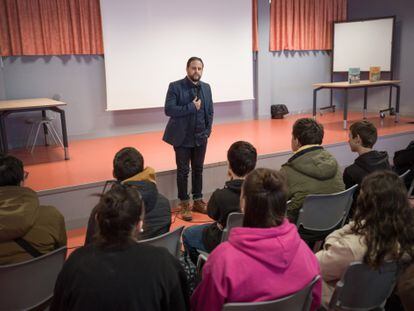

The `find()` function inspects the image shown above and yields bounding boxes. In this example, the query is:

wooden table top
[313,80,401,88]
[0,98,66,111]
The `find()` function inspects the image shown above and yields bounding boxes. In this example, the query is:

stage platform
[10,111,414,230]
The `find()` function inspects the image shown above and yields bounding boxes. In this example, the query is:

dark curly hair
[95,183,144,247]
[352,170,414,267]
[242,168,288,228]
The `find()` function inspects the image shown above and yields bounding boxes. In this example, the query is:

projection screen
[100,0,254,111]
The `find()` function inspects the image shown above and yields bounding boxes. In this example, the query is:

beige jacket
[316,223,367,306]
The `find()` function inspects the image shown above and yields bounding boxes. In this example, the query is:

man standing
[163,57,214,221]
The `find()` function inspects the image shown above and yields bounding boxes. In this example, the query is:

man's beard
[189,74,201,82]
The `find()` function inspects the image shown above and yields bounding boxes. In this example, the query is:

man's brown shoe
[193,199,207,214]
[179,201,193,221]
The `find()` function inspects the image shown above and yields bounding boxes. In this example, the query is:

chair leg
[45,122,59,146]
[26,123,35,149]
[30,122,43,154]
[47,122,64,148]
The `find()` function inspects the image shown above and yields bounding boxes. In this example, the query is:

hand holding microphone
[193,85,202,110]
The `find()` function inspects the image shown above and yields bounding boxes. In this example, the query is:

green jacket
[280,146,345,223]
[0,186,67,265]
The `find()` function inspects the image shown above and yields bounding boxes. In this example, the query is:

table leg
[343,89,348,130]
[0,113,8,154]
[363,88,368,119]
[313,88,318,120]
[395,85,400,123]
[41,110,49,146]
[54,108,70,160]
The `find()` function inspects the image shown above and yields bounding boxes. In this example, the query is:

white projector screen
[333,17,394,72]
[100,0,254,111]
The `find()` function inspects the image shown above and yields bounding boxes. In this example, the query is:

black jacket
[85,171,171,245]
[343,150,391,189]
[202,179,243,252]
[51,243,189,311]
[163,77,214,147]
[393,141,414,193]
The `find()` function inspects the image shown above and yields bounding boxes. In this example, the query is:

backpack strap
[14,237,42,258]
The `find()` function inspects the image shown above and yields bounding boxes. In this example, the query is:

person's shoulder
[170,78,187,87]
[37,204,65,223]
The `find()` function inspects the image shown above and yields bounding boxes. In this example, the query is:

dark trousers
[174,143,207,201]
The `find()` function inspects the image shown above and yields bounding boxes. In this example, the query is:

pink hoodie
[191,219,321,311]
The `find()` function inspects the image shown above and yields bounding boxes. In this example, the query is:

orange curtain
[269,0,347,51]
[0,0,104,56]
[252,0,259,51]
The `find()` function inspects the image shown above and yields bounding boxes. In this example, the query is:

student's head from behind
[0,154,25,187]
[349,120,377,152]
[227,141,257,179]
[291,118,324,151]
[241,168,287,228]
[95,183,144,247]
[186,56,204,83]
[353,170,414,267]
[113,147,144,181]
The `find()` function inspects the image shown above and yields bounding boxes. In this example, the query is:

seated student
[0,154,66,265]
[280,118,344,223]
[393,140,414,195]
[51,184,189,311]
[182,141,257,264]
[316,171,414,308]
[343,120,390,189]
[191,168,321,311]
[85,147,171,244]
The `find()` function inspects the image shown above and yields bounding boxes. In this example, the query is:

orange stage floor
[12,111,414,192]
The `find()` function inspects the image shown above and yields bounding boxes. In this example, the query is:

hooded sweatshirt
[202,179,243,252]
[343,150,390,189]
[0,186,67,265]
[191,220,321,311]
[85,167,171,245]
[280,146,345,222]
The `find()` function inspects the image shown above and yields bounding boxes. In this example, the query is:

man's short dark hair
[187,57,204,68]
[350,120,377,148]
[227,141,257,177]
[0,154,24,186]
[292,118,324,146]
[113,147,144,181]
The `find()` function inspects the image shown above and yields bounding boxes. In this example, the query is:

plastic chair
[26,115,64,153]
[296,185,358,249]
[138,226,184,258]
[222,275,320,311]
[328,261,398,310]
[0,246,67,311]
[399,169,411,182]
[221,212,244,243]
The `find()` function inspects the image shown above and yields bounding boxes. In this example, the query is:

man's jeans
[182,223,210,264]
[174,143,207,201]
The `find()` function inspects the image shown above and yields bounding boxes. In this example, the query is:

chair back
[297,185,358,232]
[222,275,320,311]
[0,246,67,311]
[139,226,184,258]
[329,261,398,310]
[221,212,244,243]
[399,169,411,182]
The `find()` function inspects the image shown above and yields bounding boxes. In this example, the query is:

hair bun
[262,172,281,192]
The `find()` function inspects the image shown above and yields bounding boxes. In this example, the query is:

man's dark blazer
[163,77,214,147]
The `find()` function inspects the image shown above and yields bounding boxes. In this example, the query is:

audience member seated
[343,120,390,189]
[316,170,414,308]
[191,168,321,311]
[393,140,414,195]
[182,141,257,264]
[85,147,171,244]
[280,118,344,223]
[0,154,66,265]
[51,184,189,311]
